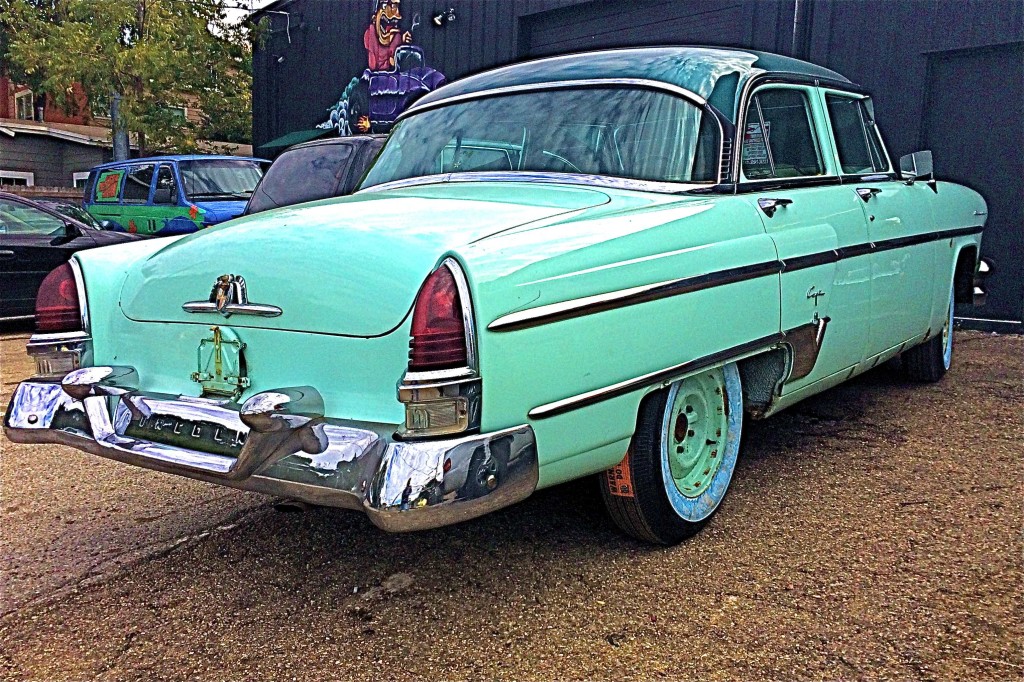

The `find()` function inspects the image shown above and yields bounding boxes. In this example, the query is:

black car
[244,135,386,215]
[0,192,141,321]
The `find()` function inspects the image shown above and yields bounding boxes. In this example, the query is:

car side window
[122,164,155,203]
[93,169,124,203]
[154,165,178,204]
[825,95,888,175]
[742,88,824,180]
[0,198,66,235]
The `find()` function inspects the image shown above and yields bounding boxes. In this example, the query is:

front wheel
[903,283,954,382]
[601,363,743,544]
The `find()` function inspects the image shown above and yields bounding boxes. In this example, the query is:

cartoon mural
[319,0,446,136]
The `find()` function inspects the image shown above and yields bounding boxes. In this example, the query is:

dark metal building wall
[251,0,1023,325]
[252,0,586,149]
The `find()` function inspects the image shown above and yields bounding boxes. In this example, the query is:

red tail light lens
[35,263,82,332]
[409,265,467,371]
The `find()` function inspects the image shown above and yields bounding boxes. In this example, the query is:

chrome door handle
[856,187,882,202]
[757,197,793,218]
[0,250,15,260]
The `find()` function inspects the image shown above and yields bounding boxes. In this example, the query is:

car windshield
[360,87,720,189]
[39,201,100,229]
[179,160,265,201]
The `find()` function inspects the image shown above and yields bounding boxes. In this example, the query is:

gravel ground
[0,329,1020,681]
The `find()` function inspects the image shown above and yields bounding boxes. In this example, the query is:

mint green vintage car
[5,48,990,544]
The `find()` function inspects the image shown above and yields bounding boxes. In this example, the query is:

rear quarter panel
[458,192,781,487]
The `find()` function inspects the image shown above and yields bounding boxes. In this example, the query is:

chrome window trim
[821,91,894,177]
[738,83,828,184]
[67,257,89,333]
[387,78,725,187]
[360,171,707,196]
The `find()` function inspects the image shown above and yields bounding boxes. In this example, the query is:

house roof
[0,117,124,147]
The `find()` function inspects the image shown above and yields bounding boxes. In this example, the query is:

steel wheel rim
[942,284,954,370]
[663,371,727,498]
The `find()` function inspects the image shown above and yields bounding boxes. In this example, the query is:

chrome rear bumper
[4,367,537,532]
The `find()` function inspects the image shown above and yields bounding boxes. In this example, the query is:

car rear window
[247,144,355,214]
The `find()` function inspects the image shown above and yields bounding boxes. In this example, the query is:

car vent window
[826,95,889,175]
[122,164,155,203]
[742,88,824,180]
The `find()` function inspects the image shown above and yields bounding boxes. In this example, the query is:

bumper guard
[4,367,538,532]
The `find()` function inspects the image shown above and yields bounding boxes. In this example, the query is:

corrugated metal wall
[252,0,1023,327]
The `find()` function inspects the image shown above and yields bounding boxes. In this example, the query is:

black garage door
[923,42,1024,329]
[519,0,771,58]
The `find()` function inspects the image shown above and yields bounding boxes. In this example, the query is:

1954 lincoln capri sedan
[5,48,991,544]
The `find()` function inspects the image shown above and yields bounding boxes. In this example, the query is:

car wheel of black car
[600,363,743,544]
[903,283,954,383]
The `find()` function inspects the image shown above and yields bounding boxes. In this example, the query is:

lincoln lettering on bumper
[4,367,538,532]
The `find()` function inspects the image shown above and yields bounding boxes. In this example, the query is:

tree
[1,0,254,156]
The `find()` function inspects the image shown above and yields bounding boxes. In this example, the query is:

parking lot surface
[1,329,1020,681]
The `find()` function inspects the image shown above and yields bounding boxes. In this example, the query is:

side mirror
[153,187,173,204]
[99,220,117,231]
[900,150,933,184]
[63,222,83,238]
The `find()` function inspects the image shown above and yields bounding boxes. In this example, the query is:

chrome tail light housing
[398,258,481,438]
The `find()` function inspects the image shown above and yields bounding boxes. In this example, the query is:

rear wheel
[600,363,743,544]
[904,283,954,382]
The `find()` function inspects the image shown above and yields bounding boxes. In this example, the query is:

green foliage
[1,0,253,151]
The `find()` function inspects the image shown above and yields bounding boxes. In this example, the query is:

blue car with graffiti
[83,156,269,236]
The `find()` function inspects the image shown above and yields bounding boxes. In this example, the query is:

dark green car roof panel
[412,47,852,122]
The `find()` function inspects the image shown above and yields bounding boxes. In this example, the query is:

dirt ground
[0,329,1020,681]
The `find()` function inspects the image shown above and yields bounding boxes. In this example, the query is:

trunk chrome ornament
[182,274,282,318]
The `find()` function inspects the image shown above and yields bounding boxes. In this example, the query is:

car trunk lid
[119,183,608,336]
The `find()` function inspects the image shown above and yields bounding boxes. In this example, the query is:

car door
[739,85,872,391]
[119,163,158,234]
[821,92,936,357]
[0,197,85,317]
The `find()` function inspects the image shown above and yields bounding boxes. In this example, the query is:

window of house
[0,170,35,187]
[72,172,91,188]
[14,90,34,120]
[122,164,155,203]
[826,95,889,175]
[742,88,824,180]
[167,106,187,121]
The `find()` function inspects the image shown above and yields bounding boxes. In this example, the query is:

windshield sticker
[743,122,771,166]
[317,0,446,136]
[95,170,124,202]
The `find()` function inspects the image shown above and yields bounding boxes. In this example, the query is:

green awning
[257,127,333,152]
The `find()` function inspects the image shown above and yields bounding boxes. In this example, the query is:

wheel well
[738,348,788,419]
[953,246,977,305]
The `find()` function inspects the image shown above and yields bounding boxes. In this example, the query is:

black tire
[600,364,743,544]
[904,284,954,383]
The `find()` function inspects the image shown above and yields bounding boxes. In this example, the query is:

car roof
[280,135,387,153]
[411,46,853,122]
[90,154,269,171]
